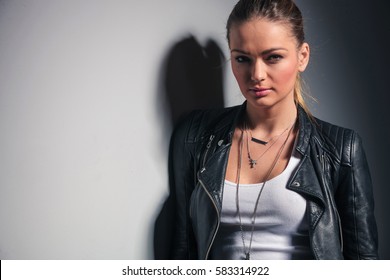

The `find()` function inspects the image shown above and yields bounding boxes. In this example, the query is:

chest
[225,128,298,185]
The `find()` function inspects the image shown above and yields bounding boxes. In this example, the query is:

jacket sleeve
[168,113,198,259]
[336,131,379,259]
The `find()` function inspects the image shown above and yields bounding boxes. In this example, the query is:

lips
[249,87,272,97]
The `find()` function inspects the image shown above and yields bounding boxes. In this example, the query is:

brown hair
[227,0,313,118]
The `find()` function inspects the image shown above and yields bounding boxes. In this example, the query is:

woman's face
[229,19,309,110]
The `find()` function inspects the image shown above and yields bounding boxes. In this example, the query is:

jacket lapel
[287,154,326,228]
[196,105,244,211]
[198,141,231,211]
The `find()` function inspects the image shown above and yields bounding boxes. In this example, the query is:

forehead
[229,19,296,50]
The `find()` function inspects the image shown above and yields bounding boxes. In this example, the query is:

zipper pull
[321,154,325,170]
[206,135,215,148]
[201,135,215,170]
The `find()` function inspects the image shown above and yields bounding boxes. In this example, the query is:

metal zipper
[334,205,344,253]
[198,178,220,260]
[198,134,220,259]
[320,154,344,253]
[201,135,215,169]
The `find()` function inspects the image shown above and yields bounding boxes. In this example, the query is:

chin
[246,95,293,111]
[246,101,274,112]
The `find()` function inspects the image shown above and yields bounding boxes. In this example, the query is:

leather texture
[169,103,379,260]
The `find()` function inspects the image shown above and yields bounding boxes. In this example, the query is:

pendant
[251,137,268,145]
[249,158,257,168]
[245,253,250,260]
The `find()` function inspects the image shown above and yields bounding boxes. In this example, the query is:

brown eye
[235,56,251,63]
[266,54,283,63]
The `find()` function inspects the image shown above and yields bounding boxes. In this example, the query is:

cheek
[272,61,298,85]
[231,64,241,84]
[231,63,248,84]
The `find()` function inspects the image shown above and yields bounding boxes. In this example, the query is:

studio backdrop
[0,0,388,259]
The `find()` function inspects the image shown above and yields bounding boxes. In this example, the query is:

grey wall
[0,0,388,259]
[0,0,238,259]
[297,0,390,259]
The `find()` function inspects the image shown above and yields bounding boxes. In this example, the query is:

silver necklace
[246,129,286,169]
[235,121,295,260]
[246,121,296,169]
[250,125,291,145]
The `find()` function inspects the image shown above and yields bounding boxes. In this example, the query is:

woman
[169,0,378,260]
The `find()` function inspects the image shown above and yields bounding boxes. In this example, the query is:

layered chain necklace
[235,120,296,260]
[250,125,291,146]
[246,129,286,169]
[246,121,295,169]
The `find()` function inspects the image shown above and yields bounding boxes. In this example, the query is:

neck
[245,100,298,135]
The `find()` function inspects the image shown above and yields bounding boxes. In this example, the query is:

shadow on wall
[153,36,225,259]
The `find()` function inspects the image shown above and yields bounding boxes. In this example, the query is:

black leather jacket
[169,103,378,259]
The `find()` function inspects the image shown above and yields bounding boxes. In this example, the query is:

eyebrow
[231,48,288,55]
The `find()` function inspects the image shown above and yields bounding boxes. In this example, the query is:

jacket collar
[296,105,313,155]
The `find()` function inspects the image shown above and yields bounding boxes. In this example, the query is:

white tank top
[210,150,314,260]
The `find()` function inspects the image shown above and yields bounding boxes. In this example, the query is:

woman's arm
[169,114,198,259]
[336,131,379,259]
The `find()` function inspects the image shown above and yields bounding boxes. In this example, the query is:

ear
[298,43,310,72]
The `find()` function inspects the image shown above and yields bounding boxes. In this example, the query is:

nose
[251,60,266,82]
